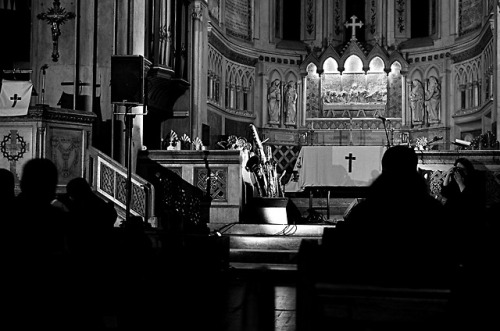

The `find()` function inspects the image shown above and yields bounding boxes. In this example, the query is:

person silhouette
[0,168,15,216]
[63,177,119,327]
[3,158,78,330]
[326,145,455,288]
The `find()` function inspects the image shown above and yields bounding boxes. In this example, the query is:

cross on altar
[10,94,21,107]
[345,153,357,173]
[345,15,363,41]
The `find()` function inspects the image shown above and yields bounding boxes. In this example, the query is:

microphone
[377,116,387,122]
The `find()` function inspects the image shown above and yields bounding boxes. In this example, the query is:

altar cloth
[286,146,385,192]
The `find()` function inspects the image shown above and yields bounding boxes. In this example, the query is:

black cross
[10,94,21,107]
[345,153,356,173]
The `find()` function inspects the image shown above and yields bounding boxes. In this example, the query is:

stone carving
[267,79,281,124]
[409,79,425,123]
[323,83,386,105]
[284,81,298,125]
[425,76,441,122]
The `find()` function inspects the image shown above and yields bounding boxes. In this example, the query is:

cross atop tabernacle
[345,15,363,41]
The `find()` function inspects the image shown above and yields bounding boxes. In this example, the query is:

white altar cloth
[286,146,385,192]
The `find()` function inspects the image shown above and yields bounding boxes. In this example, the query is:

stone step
[227,235,311,250]
[229,262,298,282]
[207,223,331,272]
[209,223,334,237]
[230,248,300,264]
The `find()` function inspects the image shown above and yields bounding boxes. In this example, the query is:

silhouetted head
[381,145,418,175]
[20,158,58,203]
[0,168,15,199]
[66,177,92,200]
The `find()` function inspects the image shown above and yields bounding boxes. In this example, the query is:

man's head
[381,145,418,175]
[20,158,58,203]
[66,177,93,200]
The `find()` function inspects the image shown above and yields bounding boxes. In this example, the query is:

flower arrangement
[414,136,429,150]
[180,133,191,149]
[217,135,252,151]
[192,137,203,150]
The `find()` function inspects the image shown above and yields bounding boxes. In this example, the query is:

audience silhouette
[64,176,117,256]
[441,158,496,328]
[3,158,79,330]
[326,145,455,288]
[0,168,15,217]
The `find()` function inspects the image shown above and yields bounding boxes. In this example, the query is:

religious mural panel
[458,0,483,36]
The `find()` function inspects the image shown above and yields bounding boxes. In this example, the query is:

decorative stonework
[194,167,227,201]
[396,0,406,33]
[369,0,377,35]
[334,0,342,35]
[451,28,493,63]
[192,1,203,21]
[208,32,258,66]
[305,0,315,37]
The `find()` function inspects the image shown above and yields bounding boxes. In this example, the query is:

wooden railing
[88,146,156,226]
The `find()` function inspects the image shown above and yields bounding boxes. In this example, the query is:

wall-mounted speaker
[111,55,151,106]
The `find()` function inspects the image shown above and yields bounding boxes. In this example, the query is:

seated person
[323,146,455,288]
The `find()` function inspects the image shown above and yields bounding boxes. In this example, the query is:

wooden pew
[296,239,453,331]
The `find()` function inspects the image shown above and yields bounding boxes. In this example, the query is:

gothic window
[275,0,301,41]
[410,0,438,38]
[225,82,229,108]
[207,71,212,99]
[215,78,220,103]
[460,83,466,110]
[243,88,248,111]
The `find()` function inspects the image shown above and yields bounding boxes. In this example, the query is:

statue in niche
[425,76,441,122]
[267,79,281,124]
[284,81,298,125]
[409,79,425,123]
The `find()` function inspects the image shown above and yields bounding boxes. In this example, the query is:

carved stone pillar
[190,0,208,143]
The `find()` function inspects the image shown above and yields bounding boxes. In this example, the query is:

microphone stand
[38,65,48,106]
[379,117,391,148]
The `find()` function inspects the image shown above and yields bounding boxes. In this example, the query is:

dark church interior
[1,1,500,330]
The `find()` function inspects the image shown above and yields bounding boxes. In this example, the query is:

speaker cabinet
[111,55,151,106]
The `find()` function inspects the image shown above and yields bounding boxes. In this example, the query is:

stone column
[190,0,208,141]
[496,3,500,140]
[400,71,407,126]
[301,74,307,128]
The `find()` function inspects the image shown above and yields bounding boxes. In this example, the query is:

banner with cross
[291,146,385,190]
[0,79,33,116]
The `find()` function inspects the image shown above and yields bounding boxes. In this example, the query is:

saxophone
[248,124,270,197]
[249,124,267,164]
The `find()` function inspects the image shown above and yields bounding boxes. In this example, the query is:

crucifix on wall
[345,15,363,41]
[37,0,76,62]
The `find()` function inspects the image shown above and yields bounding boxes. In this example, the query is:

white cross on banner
[292,146,385,190]
[0,80,33,117]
